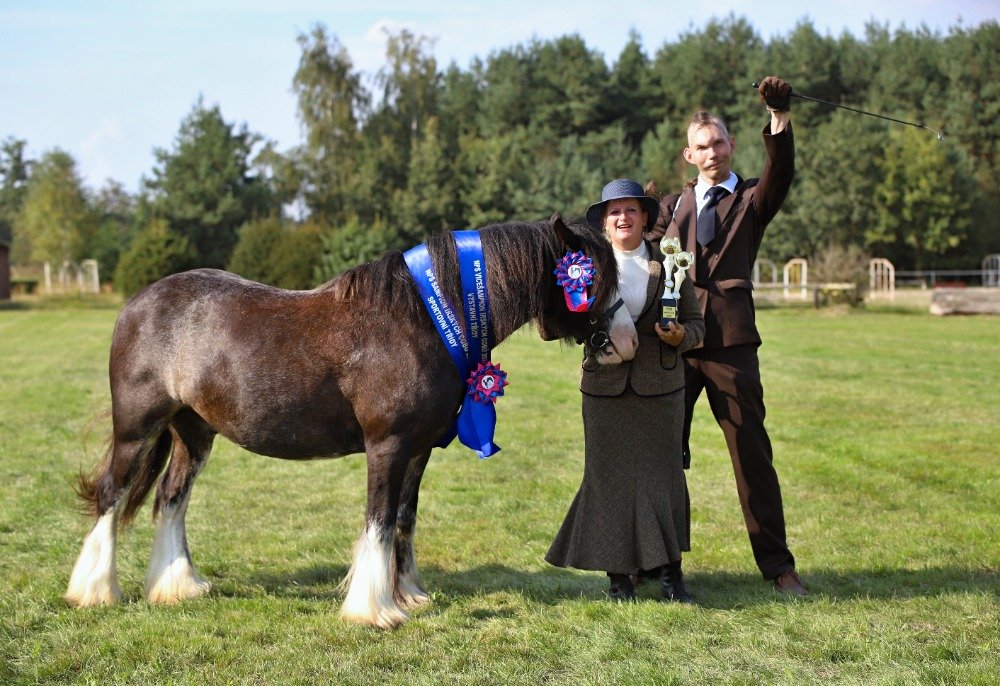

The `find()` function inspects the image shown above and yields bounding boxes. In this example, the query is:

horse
[66,213,637,629]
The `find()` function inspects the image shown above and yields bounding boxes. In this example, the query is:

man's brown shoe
[773,570,807,596]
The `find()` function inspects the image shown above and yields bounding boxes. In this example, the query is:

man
[646,75,806,595]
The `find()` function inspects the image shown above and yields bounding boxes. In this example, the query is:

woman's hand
[655,321,685,347]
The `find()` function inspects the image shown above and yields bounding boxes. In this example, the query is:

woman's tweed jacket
[546,240,705,574]
[580,241,705,395]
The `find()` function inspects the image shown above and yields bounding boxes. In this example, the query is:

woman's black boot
[660,560,694,603]
[607,573,637,602]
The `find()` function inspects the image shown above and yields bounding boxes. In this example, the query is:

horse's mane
[323,217,616,341]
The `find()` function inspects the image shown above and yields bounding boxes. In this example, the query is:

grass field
[1,297,997,685]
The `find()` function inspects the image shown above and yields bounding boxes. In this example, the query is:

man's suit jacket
[647,122,795,350]
[580,240,705,397]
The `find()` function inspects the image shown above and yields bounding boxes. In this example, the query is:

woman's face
[603,198,646,251]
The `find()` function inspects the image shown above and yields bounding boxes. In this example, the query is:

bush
[114,219,195,297]
[315,214,406,281]
[809,242,870,307]
[227,217,324,290]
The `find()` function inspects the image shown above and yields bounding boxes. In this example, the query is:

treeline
[1,16,997,294]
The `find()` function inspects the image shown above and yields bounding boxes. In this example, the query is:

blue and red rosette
[467,361,509,404]
[554,251,596,312]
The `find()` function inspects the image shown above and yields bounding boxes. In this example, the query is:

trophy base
[660,297,678,328]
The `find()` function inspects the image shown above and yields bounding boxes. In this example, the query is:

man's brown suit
[646,121,796,579]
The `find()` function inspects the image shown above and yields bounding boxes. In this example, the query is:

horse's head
[538,213,637,363]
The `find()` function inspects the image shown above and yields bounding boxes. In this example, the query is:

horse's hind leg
[146,409,215,604]
[394,449,433,610]
[340,439,410,629]
[66,429,173,607]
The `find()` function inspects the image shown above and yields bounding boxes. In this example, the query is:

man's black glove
[758,76,791,112]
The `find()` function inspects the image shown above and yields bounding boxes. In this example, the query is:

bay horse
[66,214,637,628]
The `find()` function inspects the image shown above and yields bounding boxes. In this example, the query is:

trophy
[659,237,694,328]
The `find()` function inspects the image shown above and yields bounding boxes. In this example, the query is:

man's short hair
[687,111,730,143]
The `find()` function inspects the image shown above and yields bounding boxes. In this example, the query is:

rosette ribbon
[554,251,596,312]
[404,230,505,459]
[456,361,509,458]
[467,362,509,404]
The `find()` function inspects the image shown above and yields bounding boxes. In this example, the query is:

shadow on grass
[241,562,997,608]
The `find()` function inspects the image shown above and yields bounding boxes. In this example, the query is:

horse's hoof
[146,574,212,604]
[65,582,123,608]
[340,603,409,629]
[396,589,431,610]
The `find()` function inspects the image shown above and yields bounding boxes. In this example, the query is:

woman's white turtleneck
[614,242,650,322]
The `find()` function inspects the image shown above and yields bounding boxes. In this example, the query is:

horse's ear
[550,212,583,252]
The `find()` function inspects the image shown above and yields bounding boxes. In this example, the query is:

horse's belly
[201,402,366,460]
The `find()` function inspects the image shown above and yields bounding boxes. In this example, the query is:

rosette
[553,251,596,312]
[467,361,509,404]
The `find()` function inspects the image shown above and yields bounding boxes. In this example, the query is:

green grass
[1,300,997,685]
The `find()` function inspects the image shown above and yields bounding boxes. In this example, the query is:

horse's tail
[75,408,113,519]
[76,417,174,528]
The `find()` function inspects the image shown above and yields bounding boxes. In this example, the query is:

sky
[1,1,996,193]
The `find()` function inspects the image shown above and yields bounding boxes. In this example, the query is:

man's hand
[655,321,685,347]
[758,76,791,112]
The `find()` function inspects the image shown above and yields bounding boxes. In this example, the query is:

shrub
[114,219,195,297]
[227,217,324,290]
[315,214,406,281]
[809,242,870,307]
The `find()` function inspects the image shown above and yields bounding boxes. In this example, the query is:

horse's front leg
[340,438,410,629]
[395,449,433,610]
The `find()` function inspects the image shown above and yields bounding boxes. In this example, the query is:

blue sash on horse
[404,231,505,459]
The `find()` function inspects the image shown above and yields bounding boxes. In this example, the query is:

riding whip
[752,82,945,140]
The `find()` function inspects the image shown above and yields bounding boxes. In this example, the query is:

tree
[394,117,461,238]
[512,124,637,220]
[641,117,687,191]
[608,30,662,149]
[457,128,534,227]
[437,62,483,147]
[145,99,275,268]
[530,35,610,136]
[114,219,195,297]
[291,25,369,222]
[763,111,884,261]
[88,180,137,281]
[363,30,441,203]
[315,214,404,280]
[0,137,31,249]
[652,16,764,131]
[14,149,95,266]
[477,44,535,138]
[869,128,974,269]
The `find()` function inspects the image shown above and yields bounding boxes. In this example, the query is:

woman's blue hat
[586,178,660,231]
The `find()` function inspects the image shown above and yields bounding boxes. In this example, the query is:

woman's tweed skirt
[546,386,689,574]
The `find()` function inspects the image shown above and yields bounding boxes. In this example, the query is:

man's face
[683,124,735,184]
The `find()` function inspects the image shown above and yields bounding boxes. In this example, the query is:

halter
[585,296,626,352]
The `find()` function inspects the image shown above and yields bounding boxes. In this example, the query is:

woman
[546,178,705,602]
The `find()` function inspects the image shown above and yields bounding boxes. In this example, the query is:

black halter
[580,296,627,353]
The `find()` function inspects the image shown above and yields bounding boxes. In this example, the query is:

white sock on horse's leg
[66,510,122,607]
[340,523,407,629]
[145,493,211,603]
